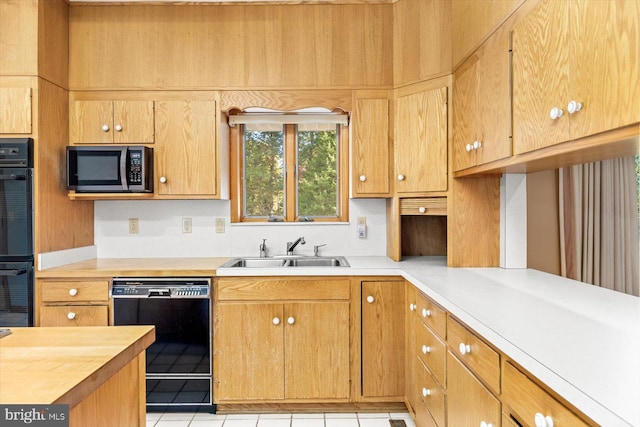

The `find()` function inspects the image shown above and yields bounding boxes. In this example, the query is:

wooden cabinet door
[214,302,284,401]
[569,0,640,140]
[284,301,350,399]
[361,280,405,397]
[447,351,501,427]
[395,87,448,194]
[405,285,420,416]
[352,95,391,197]
[0,87,31,134]
[113,100,154,144]
[512,0,570,154]
[452,57,479,172]
[155,100,217,196]
[70,100,114,143]
[476,24,512,166]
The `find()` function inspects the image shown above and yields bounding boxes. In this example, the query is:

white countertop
[217,256,640,427]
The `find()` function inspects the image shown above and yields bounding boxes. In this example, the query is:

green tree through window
[239,122,345,222]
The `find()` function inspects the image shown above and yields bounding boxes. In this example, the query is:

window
[230,115,348,223]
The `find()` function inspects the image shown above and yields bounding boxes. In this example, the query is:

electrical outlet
[128,218,139,234]
[182,218,192,233]
[215,218,225,233]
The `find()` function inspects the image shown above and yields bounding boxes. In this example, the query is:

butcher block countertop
[36,257,230,278]
[0,325,155,407]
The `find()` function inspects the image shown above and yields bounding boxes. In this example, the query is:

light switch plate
[128,218,139,234]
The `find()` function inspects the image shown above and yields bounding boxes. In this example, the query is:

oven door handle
[0,269,27,276]
[148,288,172,298]
[0,174,26,181]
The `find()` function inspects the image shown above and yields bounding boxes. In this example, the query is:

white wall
[94,198,387,258]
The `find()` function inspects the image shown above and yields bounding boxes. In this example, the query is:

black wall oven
[0,138,34,327]
[111,277,213,412]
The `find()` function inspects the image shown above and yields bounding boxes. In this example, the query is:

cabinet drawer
[448,317,500,393]
[41,280,110,302]
[416,320,446,387]
[415,401,438,427]
[217,277,351,301]
[503,362,590,427]
[416,359,445,427]
[447,351,500,427]
[40,305,109,327]
[415,292,446,339]
[400,198,447,216]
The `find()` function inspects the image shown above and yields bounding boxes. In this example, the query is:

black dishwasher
[111,277,214,412]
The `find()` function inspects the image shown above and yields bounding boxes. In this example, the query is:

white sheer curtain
[559,156,639,296]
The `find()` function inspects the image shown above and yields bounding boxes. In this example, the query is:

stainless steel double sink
[221,256,350,268]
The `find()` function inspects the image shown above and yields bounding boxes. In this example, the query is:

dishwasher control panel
[111,278,210,298]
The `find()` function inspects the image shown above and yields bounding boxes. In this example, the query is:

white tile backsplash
[94,199,387,258]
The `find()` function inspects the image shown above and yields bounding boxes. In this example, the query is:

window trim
[230,122,349,223]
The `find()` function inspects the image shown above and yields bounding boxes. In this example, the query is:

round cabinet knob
[366,295,375,304]
[473,140,482,150]
[397,174,405,181]
[101,124,110,132]
[68,288,78,297]
[272,317,280,325]
[465,143,473,152]
[409,303,416,311]
[480,422,494,427]
[422,387,431,397]
[359,175,367,182]
[418,207,426,214]
[459,343,471,355]
[422,308,431,318]
[549,107,564,120]
[287,316,295,325]
[115,124,123,132]
[67,312,77,320]
[159,176,167,183]
[421,345,431,354]
[534,413,554,427]
[567,100,583,114]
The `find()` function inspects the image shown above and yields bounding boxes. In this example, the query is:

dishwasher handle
[148,288,172,298]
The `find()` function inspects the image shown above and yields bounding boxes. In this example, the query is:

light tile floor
[146,412,416,427]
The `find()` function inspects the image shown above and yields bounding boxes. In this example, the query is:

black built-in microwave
[67,145,153,192]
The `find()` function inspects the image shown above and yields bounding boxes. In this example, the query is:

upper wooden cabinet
[70,100,154,144]
[155,100,217,197]
[512,0,640,154]
[395,86,448,195]
[0,86,32,134]
[453,24,512,172]
[351,92,391,197]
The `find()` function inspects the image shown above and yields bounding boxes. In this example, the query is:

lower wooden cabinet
[503,362,590,427]
[447,351,501,427]
[361,280,405,398]
[214,277,351,402]
[37,278,110,327]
